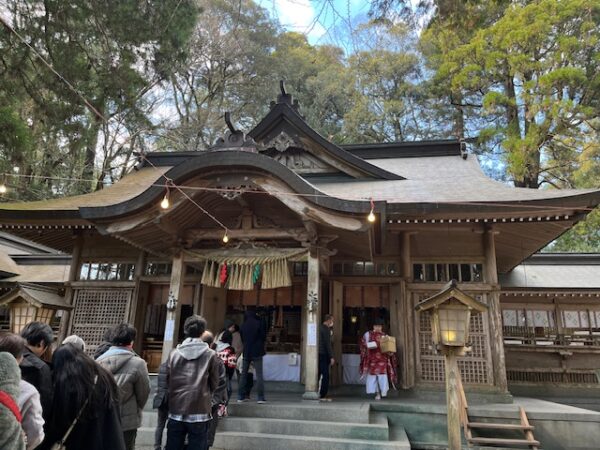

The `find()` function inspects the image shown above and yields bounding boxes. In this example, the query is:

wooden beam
[255,177,365,231]
[184,227,309,244]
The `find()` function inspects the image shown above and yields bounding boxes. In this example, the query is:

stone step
[141,411,159,428]
[226,401,371,423]
[137,427,162,447]
[213,429,411,450]
[218,416,390,441]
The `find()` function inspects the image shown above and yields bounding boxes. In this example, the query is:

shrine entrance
[138,282,197,372]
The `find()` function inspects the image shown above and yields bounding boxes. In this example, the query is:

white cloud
[261,0,327,42]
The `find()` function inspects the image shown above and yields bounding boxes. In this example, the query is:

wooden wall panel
[411,231,483,258]
[258,288,275,306]
[363,286,381,307]
[292,284,305,306]
[242,289,258,306]
[226,290,243,307]
[276,286,292,306]
[344,286,362,307]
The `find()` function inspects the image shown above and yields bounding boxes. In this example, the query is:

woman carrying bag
[39,344,125,450]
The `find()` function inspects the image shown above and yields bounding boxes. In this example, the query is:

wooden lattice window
[415,292,491,384]
[71,288,133,355]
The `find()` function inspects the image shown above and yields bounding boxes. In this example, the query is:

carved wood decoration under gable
[261,148,338,175]
[258,131,338,174]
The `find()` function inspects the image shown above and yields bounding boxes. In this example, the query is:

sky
[256,0,372,46]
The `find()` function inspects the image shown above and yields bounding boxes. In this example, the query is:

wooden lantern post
[415,280,488,450]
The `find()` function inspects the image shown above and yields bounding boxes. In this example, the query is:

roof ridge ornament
[213,112,257,152]
[270,80,303,116]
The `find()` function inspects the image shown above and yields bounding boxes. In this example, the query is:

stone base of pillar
[302,390,320,400]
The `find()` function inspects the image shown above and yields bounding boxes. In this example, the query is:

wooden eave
[248,102,404,181]
[342,139,463,159]
[415,280,488,313]
[81,151,375,221]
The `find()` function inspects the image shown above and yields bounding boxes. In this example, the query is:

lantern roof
[0,283,72,310]
[415,279,488,313]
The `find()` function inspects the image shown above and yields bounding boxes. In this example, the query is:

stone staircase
[137,400,410,449]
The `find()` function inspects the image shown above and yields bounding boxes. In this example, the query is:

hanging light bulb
[222,231,229,243]
[160,187,170,209]
[0,184,6,194]
[160,194,170,209]
[367,198,376,223]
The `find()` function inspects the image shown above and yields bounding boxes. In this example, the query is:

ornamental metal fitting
[307,290,318,313]
[213,112,257,152]
[166,292,177,312]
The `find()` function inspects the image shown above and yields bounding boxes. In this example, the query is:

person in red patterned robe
[359,318,398,400]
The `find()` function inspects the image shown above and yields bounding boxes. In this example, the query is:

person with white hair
[62,335,86,352]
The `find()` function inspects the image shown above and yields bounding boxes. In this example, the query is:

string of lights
[0,5,596,245]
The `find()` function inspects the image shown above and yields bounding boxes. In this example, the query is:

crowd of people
[0,309,396,450]
[0,307,270,450]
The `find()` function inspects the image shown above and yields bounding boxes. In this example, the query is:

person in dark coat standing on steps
[201,330,227,450]
[318,314,335,401]
[237,308,267,403]
[19,321,54,420]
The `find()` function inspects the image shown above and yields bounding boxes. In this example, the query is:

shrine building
[2,85,600,399]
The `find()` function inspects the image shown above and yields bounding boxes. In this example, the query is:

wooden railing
[457,374,540,449]
[503,325,600,346]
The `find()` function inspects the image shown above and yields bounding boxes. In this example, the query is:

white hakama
[365,373,389,397]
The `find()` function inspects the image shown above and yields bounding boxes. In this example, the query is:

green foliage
[433,0,600,188]
[0,0,198,196]
[0,106,31,156]
[1,0,599,255]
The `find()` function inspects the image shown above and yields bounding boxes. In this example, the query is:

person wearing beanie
[0,351,26,450]
[0,333,44,450]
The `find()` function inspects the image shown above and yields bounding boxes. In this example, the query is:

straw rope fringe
[199,255,298,290]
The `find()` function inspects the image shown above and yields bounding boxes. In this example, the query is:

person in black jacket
[38,344,125,450]
[318,315,335,401]
[152,361,168,450]
[202,330,227,450]
[19,322,53,419]
[237,308,267,403]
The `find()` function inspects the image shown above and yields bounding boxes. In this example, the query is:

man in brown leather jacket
[166,315,220,450]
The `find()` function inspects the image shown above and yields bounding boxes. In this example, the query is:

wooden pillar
[389,282,401,380]
[131,251,147,353]
[400,232,416,388]
[444,347,462,450]
[302,249,321,400]
[330,281,343,386]
[484,228,508,392]
[161,251,185,362]
[59,233,84,343]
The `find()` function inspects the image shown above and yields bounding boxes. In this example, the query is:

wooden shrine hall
[2,84,600,398]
